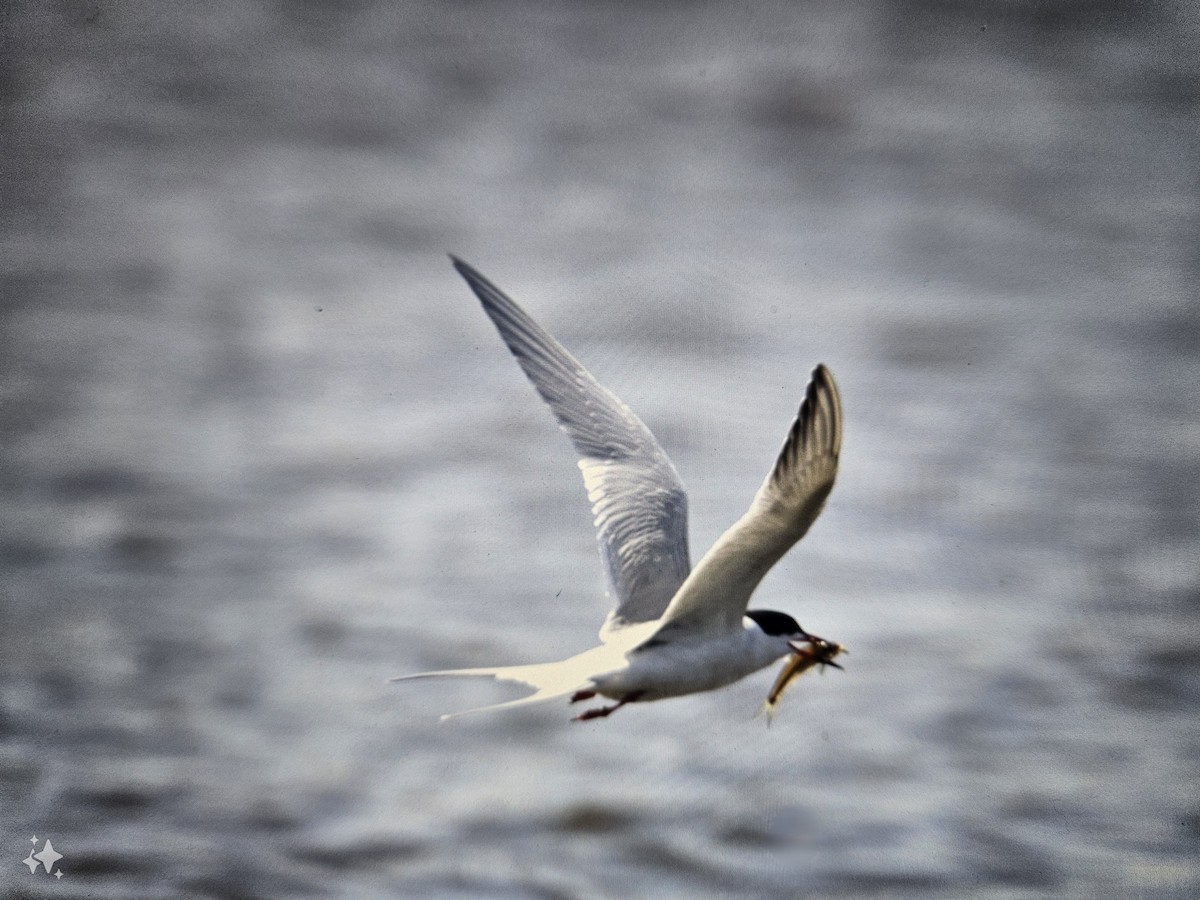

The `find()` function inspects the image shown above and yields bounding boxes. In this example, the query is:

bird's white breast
[591,621,784,702]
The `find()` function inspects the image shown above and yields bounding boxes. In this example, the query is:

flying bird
[394,258,844,721]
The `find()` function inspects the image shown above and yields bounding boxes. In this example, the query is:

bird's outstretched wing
[650,364,841,637]
[451,258,691,638]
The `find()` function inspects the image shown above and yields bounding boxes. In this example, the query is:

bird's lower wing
[652,365,842,636]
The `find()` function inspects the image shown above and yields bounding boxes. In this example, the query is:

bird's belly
[593,644,769,702]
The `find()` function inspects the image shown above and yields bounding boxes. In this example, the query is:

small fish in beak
[756,632,845,725]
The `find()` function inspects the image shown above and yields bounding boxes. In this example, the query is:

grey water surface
[2,1,1198,897]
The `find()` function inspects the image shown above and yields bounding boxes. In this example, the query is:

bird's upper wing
[452,258,691,639]
[648,364,841,638]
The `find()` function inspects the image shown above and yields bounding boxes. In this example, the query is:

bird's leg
[570,690,596,703]
[572,692,642,722]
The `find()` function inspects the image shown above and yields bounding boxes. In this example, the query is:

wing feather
[451,258,691,637]
[652,364,842,636]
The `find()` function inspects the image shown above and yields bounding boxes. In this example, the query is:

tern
[394,258,843,722]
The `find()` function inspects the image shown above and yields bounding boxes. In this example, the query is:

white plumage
[393,258,843,722]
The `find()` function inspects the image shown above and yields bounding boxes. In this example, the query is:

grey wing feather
[451,258,691,637]
[652,364,842,636]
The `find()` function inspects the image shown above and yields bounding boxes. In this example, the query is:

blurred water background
[2,1,1198,897]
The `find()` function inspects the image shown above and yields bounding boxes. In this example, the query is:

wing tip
[802,363,841,452]
[768,361,842,487]
[809,363,837,403]
[815,364,842,457]
[449,254,484,285]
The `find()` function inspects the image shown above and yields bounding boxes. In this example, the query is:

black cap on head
[746,609,802,637]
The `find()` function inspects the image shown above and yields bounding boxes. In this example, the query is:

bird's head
[746,609,845,670]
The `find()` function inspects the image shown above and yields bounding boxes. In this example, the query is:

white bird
[393,257,844,722]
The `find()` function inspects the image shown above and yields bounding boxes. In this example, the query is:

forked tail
[390,652,603,721]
